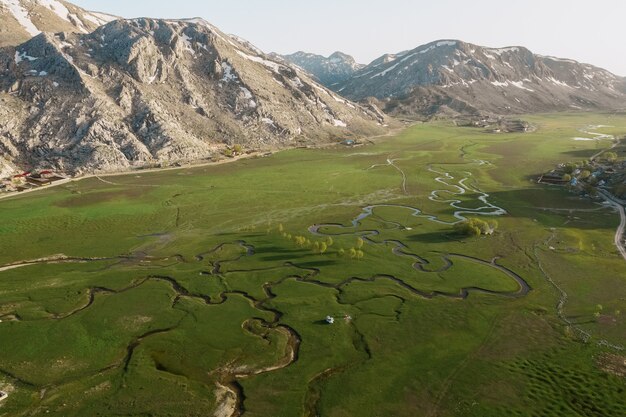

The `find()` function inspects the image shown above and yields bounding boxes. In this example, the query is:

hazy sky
[73,0,626,75]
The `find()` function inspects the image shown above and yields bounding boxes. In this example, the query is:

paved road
[597,189,626,262]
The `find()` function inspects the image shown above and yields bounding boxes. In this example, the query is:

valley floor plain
[0,113,625,417]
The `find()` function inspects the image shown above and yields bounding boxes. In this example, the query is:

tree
[579,170,591,180]
[326,236,334,247]
[453,218,497,237]
[233,144,243,154]
[582,183,596,196]
[605,152,618,163]
[563,163,576,174]
[562,174,572,182]
[356,237,364,249]
[278,224,284,233]
[356,250,364,260]
[349,248,357,259]
[338,248,345,257]
[319,242,328,254]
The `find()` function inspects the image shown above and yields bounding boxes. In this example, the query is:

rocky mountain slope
[280,51,364,87]
[0,18,386,174]
[335,40,626,116]
[0,0,116,47]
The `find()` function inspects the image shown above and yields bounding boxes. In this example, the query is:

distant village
[455,116,533,133]
[539,151,626,199]
[0,170,68,195]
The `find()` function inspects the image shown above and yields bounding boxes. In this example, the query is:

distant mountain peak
[280,50,364,86]
[334,40,625,116]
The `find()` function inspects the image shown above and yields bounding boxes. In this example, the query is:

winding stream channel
[0,161,531,416]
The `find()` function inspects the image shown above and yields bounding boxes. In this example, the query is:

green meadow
[0,113,625,417]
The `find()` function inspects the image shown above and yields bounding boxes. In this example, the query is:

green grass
[0,113,625,416]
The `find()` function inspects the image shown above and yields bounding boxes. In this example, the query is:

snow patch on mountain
[1,0,39,35]
[236,50,281,72]
[510,81,534,92]
[419,40,457,54]
[14,50,38,64]
[38,0,70,22]
[489,47,520,55]
[221,62,237,82]
[371,62,400,78]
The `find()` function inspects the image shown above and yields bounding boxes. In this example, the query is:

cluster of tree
[593,304,620,319]
[561,151,621,184]
[560,160,601,190]
[223,144,244,158]
[562,169,592,182]
[337,248,365,260]
[278,224,335,254]
[563,161,586,175]
[276,224,366,258]
[453,218,498,237]
[337,238,365,260]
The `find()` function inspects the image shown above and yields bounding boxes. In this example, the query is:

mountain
[280,51,364,87]
[0,18,386,175]
[0,0,117,47]
[335,40,626,117]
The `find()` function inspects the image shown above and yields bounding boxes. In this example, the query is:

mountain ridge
[0,17,386,174]
[279,50,364,87]
[329,39,626,116]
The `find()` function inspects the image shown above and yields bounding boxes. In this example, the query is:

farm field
[0,113,625,417]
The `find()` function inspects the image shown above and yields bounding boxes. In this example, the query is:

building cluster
[539,157,626,198]
[0,170,67,194]
[455,116,531,133]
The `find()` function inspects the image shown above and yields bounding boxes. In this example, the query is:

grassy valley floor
[0,113,625,417]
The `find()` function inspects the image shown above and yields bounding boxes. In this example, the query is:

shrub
[605,152,618,163]
[319,242,328,254]
[453,218,497,237]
